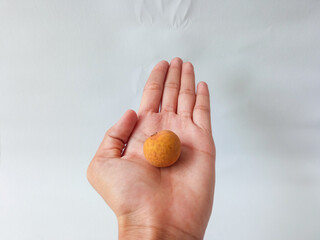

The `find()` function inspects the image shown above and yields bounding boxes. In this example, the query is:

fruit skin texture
[143,130,181,167]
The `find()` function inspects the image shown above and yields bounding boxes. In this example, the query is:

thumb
[95,109,138,159]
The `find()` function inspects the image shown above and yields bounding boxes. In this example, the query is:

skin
[87,57,216,240]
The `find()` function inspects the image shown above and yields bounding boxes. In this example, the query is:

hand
[87,58,216,240]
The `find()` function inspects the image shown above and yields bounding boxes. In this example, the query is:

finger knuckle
[194,104,210,113]
[179,110,192,118]
[179,88,194,96]
[161,104,176,112]
[144,81,162,92]
[165,81,180,91]
[198,91,210,97]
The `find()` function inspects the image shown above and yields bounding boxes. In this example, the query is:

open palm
[87,58,216,240]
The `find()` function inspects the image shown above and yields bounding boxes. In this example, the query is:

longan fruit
[143,130,181,167]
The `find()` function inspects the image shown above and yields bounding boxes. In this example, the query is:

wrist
[118,215,201,240]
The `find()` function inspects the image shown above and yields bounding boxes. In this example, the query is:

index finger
[138,60,169,115]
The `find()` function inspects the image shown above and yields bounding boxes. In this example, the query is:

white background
[1,0,320,239]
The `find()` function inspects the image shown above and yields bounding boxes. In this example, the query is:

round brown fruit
[143,130,181,167]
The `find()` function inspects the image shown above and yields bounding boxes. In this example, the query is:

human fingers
[160,57,182,113]
[177,62,196,119]
[138,60,169,115]
[193,81,212,132]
